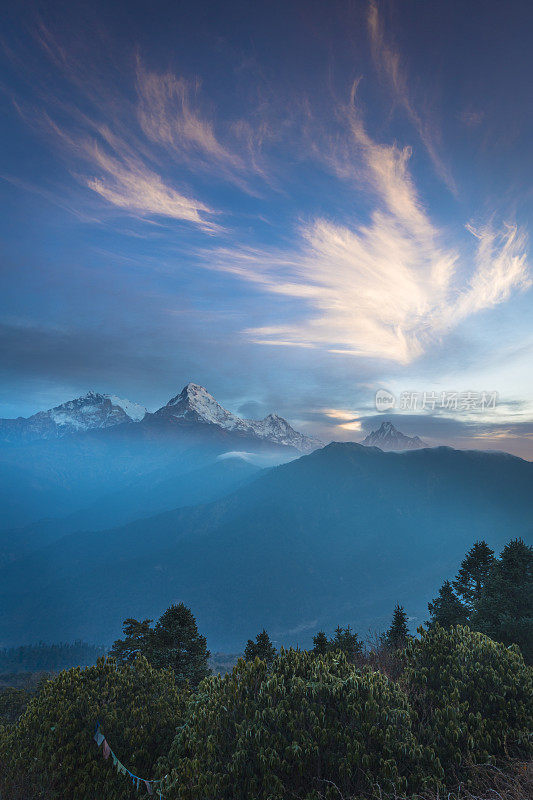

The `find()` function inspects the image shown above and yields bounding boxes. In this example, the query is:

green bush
[162,648,442,800]
[0,686,31,724]
[0,656,184,800]
[403,625,533,771]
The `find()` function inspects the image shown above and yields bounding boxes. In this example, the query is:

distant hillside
[0,456,262,568]
[0,443,531,650]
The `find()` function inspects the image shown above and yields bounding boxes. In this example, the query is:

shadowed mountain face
[0,456,263,569]
[0,443,530,650]
[0,384,318,530]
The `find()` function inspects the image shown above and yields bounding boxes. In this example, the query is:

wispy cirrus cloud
[453,223,531,320]
[27,105,221,231]
[136,59,244,172]
[6,24,222,231]
[5,13,531,366]
[367,0,457,194]
[85,148,218,230]
[207,96,530,364]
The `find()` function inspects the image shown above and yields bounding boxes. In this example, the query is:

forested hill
[0,443,531,649]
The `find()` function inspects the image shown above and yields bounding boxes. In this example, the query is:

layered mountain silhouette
[1,442,530,649]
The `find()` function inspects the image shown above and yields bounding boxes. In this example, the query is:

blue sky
[1,0,532,457]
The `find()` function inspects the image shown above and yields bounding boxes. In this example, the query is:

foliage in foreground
[161,625,533,800]
[1,614,531,800]
[0,656,184,800]
[404,625,533,773]
[0,686,32,724]
[162,648,442,800]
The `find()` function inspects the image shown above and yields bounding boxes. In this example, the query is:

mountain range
[0,383,320,452]
[0,441,531,649]
[2,383,530,652]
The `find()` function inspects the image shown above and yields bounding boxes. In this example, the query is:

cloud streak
[136,60,244,173]
[367,0,457,194]
[208,99,530,364]
[84,140,219,230]
[7,25,221,231]
[5,13,531,368]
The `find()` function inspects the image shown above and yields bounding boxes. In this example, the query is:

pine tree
[148,603,211,687]
[330,625,363,662]
[243,630,276,666]
[109,604,211,688]
[243,638,257,661]
[109,618,152,663]
[386,604,410,649]
[472,538,533,663]
[453,540,495,609]
[427,581,468,627]
[312,631,330,655]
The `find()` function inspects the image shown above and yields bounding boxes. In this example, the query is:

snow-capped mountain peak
[47,392,147,428]
[361,421,427,451]
[165,383,236,426]
[0,392,147,443]
[0,382,319,453]
[156,383,321,453]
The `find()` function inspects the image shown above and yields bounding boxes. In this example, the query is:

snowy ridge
[0,392,147,442]
[157,383,321,453]
[104,395,147,422]
[361,421,427,451]
[0,383,319,452]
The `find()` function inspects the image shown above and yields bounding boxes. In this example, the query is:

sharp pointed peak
[166,383,216,408]
[377,420,399,432]
[182,382,208,393]
[153,382,320,453]
[362,419,428,451]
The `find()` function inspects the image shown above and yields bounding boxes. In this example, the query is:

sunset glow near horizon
[1,0,532,458]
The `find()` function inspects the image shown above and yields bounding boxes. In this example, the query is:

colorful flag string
[93,724,167,798]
